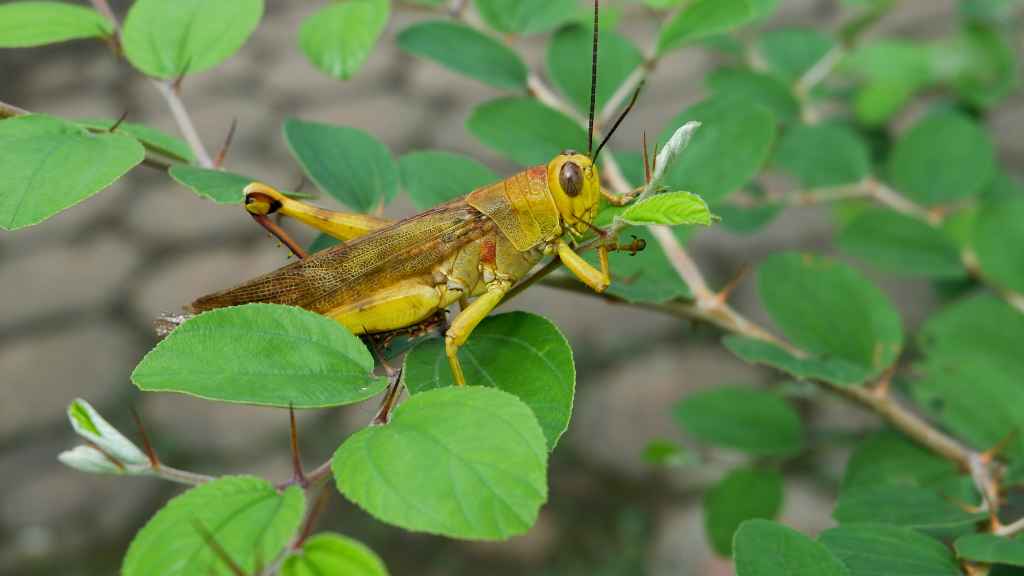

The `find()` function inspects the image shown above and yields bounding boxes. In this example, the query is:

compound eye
[559,161,583,197]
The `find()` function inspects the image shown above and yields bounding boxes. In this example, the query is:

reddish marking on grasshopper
[481,238,497,265]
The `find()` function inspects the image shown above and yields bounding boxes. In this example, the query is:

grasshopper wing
[190,199,491,314]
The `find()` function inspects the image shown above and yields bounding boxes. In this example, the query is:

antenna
[587,0,599,158]
[593,80,645,161]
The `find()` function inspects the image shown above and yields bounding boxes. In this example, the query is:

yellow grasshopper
[175,1,644,386]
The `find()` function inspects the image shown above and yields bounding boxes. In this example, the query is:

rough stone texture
[1,0,1021,574]
[570,342,766,479]
[0,323,139,442]
[0,235,140,327]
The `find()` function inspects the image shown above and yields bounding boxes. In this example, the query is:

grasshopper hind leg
[244,182,392,244]
[327,278,444,335]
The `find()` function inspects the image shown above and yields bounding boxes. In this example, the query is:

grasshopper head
[547,150,601,238]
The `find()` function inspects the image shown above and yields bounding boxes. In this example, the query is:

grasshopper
[170,1,645,386]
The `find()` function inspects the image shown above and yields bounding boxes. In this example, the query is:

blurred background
[1,0,1021,574]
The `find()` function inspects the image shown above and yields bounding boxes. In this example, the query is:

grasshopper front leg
[601,186,642,207]
[557,239,611,293]
[556,236,645,294]
[445,277,512,386]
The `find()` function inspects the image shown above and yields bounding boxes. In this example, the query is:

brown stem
[289,405,306,486]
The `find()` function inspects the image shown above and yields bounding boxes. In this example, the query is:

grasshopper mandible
[171,1,644,387]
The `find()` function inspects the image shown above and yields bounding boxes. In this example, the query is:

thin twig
[152,80,214,167]
[153,465,215,486]
[868,179,941,224]
[650,225,715,303]
[527,74,585,125]
[962,250,1024,314]
[0,99,29,119]
[795,46,843,99]
[996,516,1024,537]
[88,0,120,33]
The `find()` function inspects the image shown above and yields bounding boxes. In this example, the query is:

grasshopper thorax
[546,150,600,238]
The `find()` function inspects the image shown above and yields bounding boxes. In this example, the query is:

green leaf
[773,123,871,188]
[913,295,1024,459]
[819,524,961,576]
[467,98,586,166]
[642,440,696,468]
[169,166,253,204]
[644,0,688,8]
[918,294,1024,371]
[0,2,113,47]
[974,196,1024,293]
[0,114,144,230]
[734,520,850,576]
[283,118,398,212]
[985,170,1024,202]
[834,485,986,529]
[582,225,692,303]
[757,28,836,82]
[956,534,1024,567]
[76,118,194,163]
[332,387,548,540]
[132,304,388,408]
[659,96,777,203]
[724,336,872,386]
[398,150,496,210]
[756,252,904,380]
[673,385,803,457]
[123,476,304,576]
[704,467,783,556]
[547,25,643,113]
[841,430,959,491]
[308,233,341,254]
[282,533,388,576]
[299,0,389,81]
[933,25,1018,109]
[657,0,779,54]
[960,0,1018,24]
[473,0,577,35]
[845,41,932,125]
[397,20,526,90]
[706,68,800,124]
[619,192,713,227]
[887,110,996,205]
[838,208,965,278]
[403,312,573,450]
[714,200,783,235]
[122,0,264,78]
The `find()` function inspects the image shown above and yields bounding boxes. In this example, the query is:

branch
[152,465,216,486]
[517,71,978,468]
[962,250,1024,314]
[795,45,843,99]
[0,99,29,119]
[996,516,1024,537]
[152,80,214,168]
[868,179,941,224]
[527,73,585,125]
